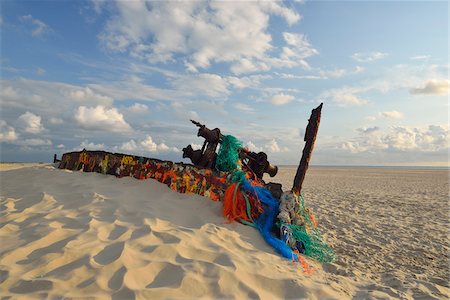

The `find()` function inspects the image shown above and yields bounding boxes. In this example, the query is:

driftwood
[292,103,323,196]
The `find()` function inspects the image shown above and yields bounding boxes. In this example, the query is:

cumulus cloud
[343,125,449,154]
[271,93,295,105]
[321,87,368,106]
[127,103,149,113]
[77,140,106,151]
[410,79,449,96]
[190,143,202,150]
[17,111,45,134]
[245,141,263,152]
[1,78,113,116]
[75,105,132,132]
[19,15,52,37]
[117,136,178,154]
[367,111,404,121]
[0,121,18,142]
[380,111,404,119]
[98,1,312,74]
[351,52,388,62]
[265,139,289,153]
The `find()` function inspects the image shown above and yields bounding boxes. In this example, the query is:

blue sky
[1,0,448,166]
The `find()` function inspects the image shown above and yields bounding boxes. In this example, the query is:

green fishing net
[281,194,336,263]
[216,135,244,182]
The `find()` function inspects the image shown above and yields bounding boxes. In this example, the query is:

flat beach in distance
[1,163,449,299]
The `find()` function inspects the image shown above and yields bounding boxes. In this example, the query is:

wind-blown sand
[0,164,448,299]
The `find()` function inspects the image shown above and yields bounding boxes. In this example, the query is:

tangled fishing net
[216,134,335,266]
[279,193,335,263]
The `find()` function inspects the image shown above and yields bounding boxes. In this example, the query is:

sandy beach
[0,164,448,299]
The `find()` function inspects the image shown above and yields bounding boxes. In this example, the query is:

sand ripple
[0,165,448,299]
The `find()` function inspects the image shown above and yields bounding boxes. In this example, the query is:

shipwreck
[56,103,334,267]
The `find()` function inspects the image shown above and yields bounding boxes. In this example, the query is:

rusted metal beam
[292,103,323,196]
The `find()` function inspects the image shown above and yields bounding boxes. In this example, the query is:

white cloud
[98,1,309,74]
[170,102,201,121]
[275,66,364,81]
[380,111,404,119]
[19,15,51,37]
[245,141,263,152]
[17,111,45,134]
[264,139,289,153]
[16,138,52,146]
[351,52,388,62]
[319,64,448,107]
[127,103,149,113]
[77,140,106,151]
[190,143,202,150]
[49,117,64,125]
[410,55,430,61]
[75,105,132,132]
[0,121,18,142]
[367,111,404,121]
[410,79,449,96]
[271,93,295,105]
[343,125,449,153]
[267,139,281,152]
[117,135,179,154]
[69,86,112,103]
[319,66,365,79]
[321,87,368,107]
[275,73,323,80]
[227,75,270,90]
[0,78,113,116]
[235,103,255,113]
[171,73,230,98]
[119,139,138,152]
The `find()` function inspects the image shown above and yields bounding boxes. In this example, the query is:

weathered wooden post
[292,103,323,196]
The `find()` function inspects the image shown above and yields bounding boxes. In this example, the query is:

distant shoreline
[1,161,448,170]
[278,165,450,170]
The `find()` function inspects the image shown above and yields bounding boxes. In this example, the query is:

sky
[0,0,448,166]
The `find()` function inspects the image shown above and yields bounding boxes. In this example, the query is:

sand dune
[0,164,449,299]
